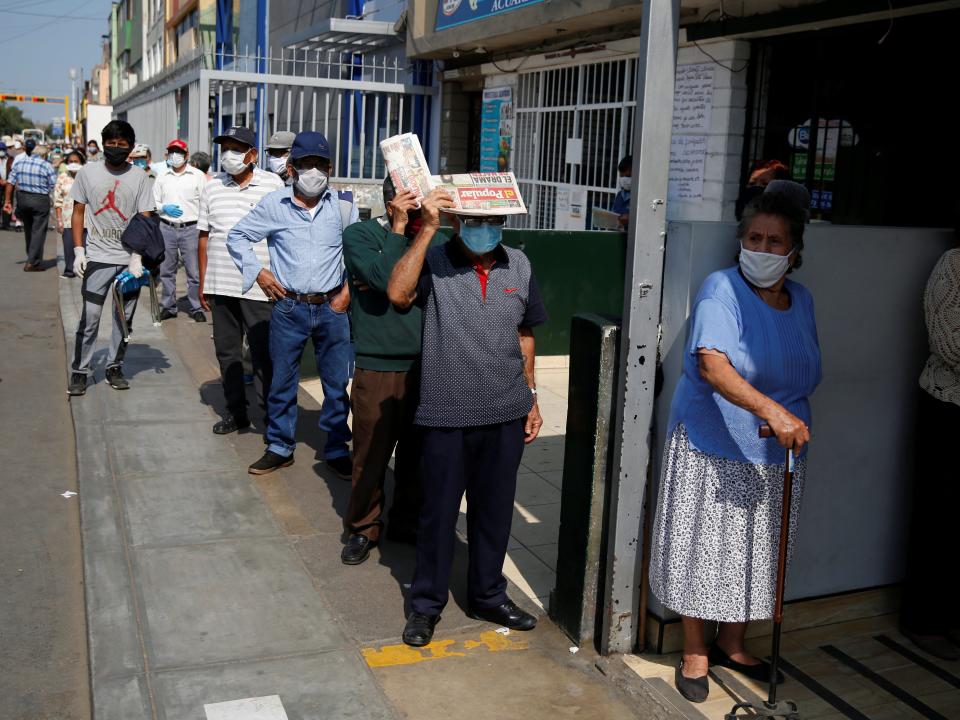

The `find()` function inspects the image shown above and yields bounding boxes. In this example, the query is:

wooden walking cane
[725,424,801,720]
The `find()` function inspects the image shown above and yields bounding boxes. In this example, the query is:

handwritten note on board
[672,64,714,133]
[668,135,708,202]
[668,63,715,202]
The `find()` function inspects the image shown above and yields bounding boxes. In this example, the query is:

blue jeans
[266,297,354,459]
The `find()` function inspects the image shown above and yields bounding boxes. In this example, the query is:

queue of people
[16,117,953,681]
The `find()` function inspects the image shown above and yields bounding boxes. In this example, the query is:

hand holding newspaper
[380,132,526,216]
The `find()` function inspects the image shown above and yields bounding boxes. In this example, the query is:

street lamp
[69,68,78,130]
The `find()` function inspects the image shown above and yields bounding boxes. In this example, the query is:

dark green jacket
[343,217,422,372]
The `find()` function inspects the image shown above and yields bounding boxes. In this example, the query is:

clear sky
[1,0,115,128]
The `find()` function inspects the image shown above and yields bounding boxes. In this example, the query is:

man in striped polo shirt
[198,126,284,435]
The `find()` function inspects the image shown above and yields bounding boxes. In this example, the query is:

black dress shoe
[326,455,353,480]
[248,450,294,475]
[675,658,709,703]
[468,599,537,631]
[212,415,250,434]
[709,645,784,684]
[402,612,440,647]
[159,309,177,321]
[192,310,207,323]
[341,534,377,565]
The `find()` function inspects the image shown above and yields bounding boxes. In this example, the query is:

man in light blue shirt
[227,131,358,477]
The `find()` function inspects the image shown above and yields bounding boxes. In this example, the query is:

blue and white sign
[435,0,546,31]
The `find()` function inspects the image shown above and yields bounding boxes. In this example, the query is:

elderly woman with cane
[649,182,822,703]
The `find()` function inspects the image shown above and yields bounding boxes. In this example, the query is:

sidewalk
[62,267,664,719]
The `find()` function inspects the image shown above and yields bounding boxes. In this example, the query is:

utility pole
[601,0,681,655]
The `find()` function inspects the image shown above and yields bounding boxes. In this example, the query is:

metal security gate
[512,57,638,229]
[112,19,436,187]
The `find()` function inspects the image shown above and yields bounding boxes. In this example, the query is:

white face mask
[295,168,328,198]
[739,246,795,288]
[168,152,186,169]
[220,149,249,176]
[618,176,632,192]
[267,154,289,174]
[66,162,82,174]
[87,146,98,154]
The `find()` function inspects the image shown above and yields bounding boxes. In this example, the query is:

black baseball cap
[213,126,256,148]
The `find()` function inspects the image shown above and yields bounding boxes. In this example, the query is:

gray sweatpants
[159,222,201,314]
[72,262,140,376]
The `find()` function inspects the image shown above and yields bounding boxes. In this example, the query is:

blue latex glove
[115,270,151,294]
[161,203,183,218]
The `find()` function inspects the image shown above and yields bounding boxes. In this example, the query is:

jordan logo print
[94,180,127,221]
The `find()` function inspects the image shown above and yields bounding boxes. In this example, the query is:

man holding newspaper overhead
[382,133,548,647]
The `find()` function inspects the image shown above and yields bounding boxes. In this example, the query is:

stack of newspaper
[379,133,526,216]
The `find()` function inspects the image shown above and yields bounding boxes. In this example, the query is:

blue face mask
[460,223,503,255]
[133,158,148,169]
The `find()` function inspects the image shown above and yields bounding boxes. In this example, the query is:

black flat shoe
[402,612,440,647]
[248,450,294,475]
[159,309,177,321]
[675,658,709,703]
[213,415,250,434]
[468,599,537,631]
[341,534,376,565]
[709,645,784,684]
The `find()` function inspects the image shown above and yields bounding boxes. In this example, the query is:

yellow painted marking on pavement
[363,630,527,668]
[464,630,529,653]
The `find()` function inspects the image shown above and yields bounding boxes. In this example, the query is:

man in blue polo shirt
[387,189,548,647]
[227,131,357,477]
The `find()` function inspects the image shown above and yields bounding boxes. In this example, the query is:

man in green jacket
[340,178,428,565]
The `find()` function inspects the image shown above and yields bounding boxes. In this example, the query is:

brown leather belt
[283,285,342,304]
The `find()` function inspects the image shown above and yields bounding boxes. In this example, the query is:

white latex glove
[73,246,88,278]
[128,252,144,279]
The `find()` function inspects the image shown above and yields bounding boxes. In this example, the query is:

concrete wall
[648,222,954,618]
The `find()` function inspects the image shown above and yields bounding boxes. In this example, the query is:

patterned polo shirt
[197,168,284,300]
[414,238,548,428]
[7,154,57,194]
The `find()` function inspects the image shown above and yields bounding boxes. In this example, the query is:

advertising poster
[480,86,513,173]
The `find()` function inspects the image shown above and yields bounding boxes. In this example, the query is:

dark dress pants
[210,294,273,421]
[17,190,50,266]
[409,417,526,616]
[900,389,960,635]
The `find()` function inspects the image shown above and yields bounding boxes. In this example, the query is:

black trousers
[409,418,525,616]
[210,294,273,420]
[900,389,960,635]
[17,191,50,266]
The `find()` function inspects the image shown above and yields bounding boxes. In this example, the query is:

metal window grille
[512,57,637,229]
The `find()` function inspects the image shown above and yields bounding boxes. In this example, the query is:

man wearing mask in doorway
[197,127,284,436]
[612,154,632,228]
[264,131,295,184]
[338,178,437,566]
[227,131,358,478]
